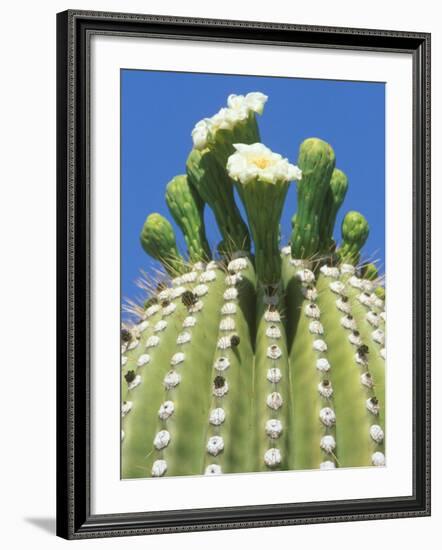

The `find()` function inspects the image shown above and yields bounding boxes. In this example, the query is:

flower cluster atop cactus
[121,92,386,479]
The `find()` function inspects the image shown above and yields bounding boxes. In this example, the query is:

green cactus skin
[252,289,292,471]
[140,213,186,276]
[291,138,336,259]
[203,259,257,474]
[187,149,251,254]
[337,211,370,265]
[315,273,378,467]
[318,168,349,255]
[237,178,289,285]
[148,267,227,477]
[281,258,337,469]
[121,289,192,478]
[165,175,212,263]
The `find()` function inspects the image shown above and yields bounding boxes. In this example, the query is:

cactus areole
[122,92,386,478]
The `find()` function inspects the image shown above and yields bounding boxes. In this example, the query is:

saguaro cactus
[122,91,386,478]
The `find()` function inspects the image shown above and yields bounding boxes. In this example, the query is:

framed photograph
[56,10,431,539]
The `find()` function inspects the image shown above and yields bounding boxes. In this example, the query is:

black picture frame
[56,9,431,540]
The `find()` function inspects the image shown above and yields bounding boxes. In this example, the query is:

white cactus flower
[318,380,333,398]
[380,347,386,360]
[336,297,351,314]
[127,339,139,351]
[151,459,167,477]
[214,356,230,371]
[182,315,197,328]
[170,286,187,300]
[225,273,242,286]
[145,303,161,318]
[372,329,385,345]
[320,461,336,470]
[370,424,384,443]
[207,435,224,456]
[360,372,374,388]
[154,320,168,332]
[227,142,301,186]
[193,284,209,297]
[205,464,222,475]
[309,320,324,335]
[227,91,268,114]
[349,275,364,289]
[319,407,336,427]
[128,374,142,391]
[153,430,171,450]
[320,265,340,278]
[164,370,181,390]
[266,324,282,339]
[213,379,229,398]
[372,451,386,466]
[221,302,237,315]
[121,356,127,367]
[176,331,192,345]
[348,331,362,346]
[267,344,282,360]
[313,339,328,353]
[199,270,217,283]
[217,336,232,350]
[340,263,356,276]
[305,303,321,319]
[320,435,336,453]
[162,302,177,316]
[281,245,291,256]
[366,397,380,415]
[301,285,318,301]
[366,311,380,327]
[264,448,282,467]
[220,317,236,331]
[170,352,185,366]
[209,408,226,426]
[181,271,198,283]
[267,367,282,384]
[121,401,133,417]
[137,320,149,333]
[146,335,160,348]
[296,268,315,284]
[264,309,281,323]
[192,93,268,150]
[158,400,175,420]
[266,392,283,410]
[341,315,357,330]
[329,280,346,295]
[227,257,248,272]
[316,357,331,372]
[265,419,283,439]
[223,287,238,301]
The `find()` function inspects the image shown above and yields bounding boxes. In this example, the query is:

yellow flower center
[251,156,271,169]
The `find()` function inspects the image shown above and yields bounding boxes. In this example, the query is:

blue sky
[121,69,385,311]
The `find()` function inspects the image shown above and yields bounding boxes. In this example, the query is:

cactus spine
[122,91,386,477]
